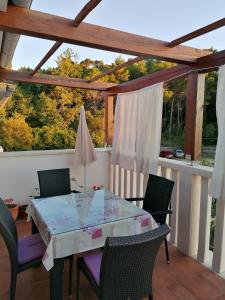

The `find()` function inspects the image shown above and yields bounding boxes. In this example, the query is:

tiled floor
[1,220,225,300]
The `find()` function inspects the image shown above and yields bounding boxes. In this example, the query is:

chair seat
[84,251,103,285]
[18,233,46,265]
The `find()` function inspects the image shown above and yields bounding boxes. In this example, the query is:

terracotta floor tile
[169,284,198,300]
[201,270,225,293]
[1,220,225,300]
[215,295,225,300]
[154,286,180,300]
[175,272,224,300]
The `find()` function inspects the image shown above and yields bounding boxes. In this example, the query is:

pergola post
[104,94,114,146]
[184,72,206,161]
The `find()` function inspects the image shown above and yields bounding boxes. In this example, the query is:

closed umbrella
[75,105,97,191]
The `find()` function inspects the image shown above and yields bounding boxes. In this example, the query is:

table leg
[50,258,64,300]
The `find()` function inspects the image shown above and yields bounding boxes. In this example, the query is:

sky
[12,0,225,70]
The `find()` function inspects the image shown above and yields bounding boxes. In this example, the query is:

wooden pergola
[0,0,224,160]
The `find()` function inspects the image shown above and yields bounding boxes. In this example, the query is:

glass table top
[31,190,149,235]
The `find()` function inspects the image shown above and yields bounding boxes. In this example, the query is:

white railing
[109,157,225,274]
[0,148,110,205]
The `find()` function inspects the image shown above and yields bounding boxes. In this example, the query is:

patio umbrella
[74,105,97,191]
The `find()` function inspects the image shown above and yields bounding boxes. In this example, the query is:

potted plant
[18,204,28,219]
[4,198,18,221]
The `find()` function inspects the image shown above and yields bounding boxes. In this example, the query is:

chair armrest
[151,210,172,216]
[125,197,144,202]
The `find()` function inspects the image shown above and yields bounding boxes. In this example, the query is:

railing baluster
[110,164,114,193]
[197,177,211,263]
[124,169,128,198]
[114,165,119,195]
[143,174,149,197]
[161,167,166,177]
[140,173,144,198]
[170,169,179,245]
[119,167,124,198]
[126,170,131,198]
[161,167,170,225]
[136,172,142,207]
[212,197,225,273]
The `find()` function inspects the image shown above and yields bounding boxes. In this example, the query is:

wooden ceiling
[0,0,224,93]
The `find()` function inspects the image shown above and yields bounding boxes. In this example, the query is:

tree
[0,47,219,152]
[33,126,75,150]
[128,60,147,80]
[0,114,34,151]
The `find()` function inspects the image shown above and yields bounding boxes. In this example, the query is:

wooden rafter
[88,55,149,83]
[3,52,224,94]
[74,0,102,27]
[30,0,102,76]
[0,5,211,65]
[170,18,225,47]
[30,41,62,76]
[106,65,193,94]
[106,49,225,94]
[0,69,116,90]
[196,49,225,70]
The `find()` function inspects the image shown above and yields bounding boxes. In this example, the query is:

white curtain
[111,83,163,174]
[209,65,225,199]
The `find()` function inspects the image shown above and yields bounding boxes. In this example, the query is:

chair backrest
[143,174,174,224]
[0,198,18,268]
[37,168,71,197]
[99,224,169,300]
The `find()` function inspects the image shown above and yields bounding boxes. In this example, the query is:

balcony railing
[109,157,225,275]
[1,149,225,274]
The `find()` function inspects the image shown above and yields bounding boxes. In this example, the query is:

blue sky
[12,0,225,70]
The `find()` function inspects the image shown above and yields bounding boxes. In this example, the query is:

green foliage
[203,123,217,145]
[0,114,34,151]
[128,60,147,80]
[0,47,219,152]
[33,126,75,150]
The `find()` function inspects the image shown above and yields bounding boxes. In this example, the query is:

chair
[0,198,46,300]
[126,174,174,263]
[77,224,170,300]
[37,168,79,198]
[36,168,80,295]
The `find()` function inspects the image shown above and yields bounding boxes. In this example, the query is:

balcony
[1,148,225,299]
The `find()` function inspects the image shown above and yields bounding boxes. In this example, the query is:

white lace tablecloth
[28,190,158,270]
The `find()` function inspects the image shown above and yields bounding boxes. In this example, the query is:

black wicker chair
[37,168,79,197]
[77,224,170,300]
[126,174,174,263]
[0,198,46,300]
[36,167,80,295]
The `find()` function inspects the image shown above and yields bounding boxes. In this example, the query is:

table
[29,190,157,300]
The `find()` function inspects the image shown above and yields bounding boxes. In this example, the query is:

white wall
[0,148,110,205]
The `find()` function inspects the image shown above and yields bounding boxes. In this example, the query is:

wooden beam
[74,0,102,27]
[184,72,205,160]
[196,49,225,70]
[0,69,116,90]
[88,55,149,83]
[31,0,102,76]
[106,50,225,94]
[106,65,193,94]
[0,5,211,64]
[170,18,225,47]
[30,41,62,76]
[104,94,114,146]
